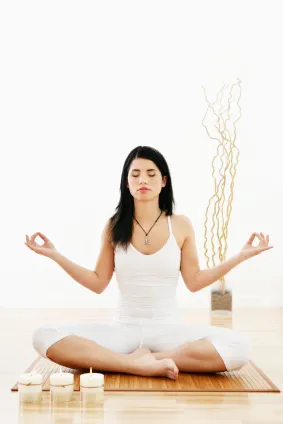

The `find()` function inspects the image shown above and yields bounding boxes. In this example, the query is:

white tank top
[113,215,182,325]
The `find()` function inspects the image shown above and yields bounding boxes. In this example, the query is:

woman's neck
[133,202,163,222]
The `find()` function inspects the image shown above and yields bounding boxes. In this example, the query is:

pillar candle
[80,372,104,404]
[18,372,43,403]
[49,371,74,402]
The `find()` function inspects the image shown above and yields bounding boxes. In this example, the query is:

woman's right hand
[25,232,57,258]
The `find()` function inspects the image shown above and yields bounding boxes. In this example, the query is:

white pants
[32,319,252,372]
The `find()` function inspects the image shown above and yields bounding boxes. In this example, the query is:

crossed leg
[32,321,251,376]
[142,323,252,373]
[151,339,227,372]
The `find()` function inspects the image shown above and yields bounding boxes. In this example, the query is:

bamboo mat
[11,355,280,392]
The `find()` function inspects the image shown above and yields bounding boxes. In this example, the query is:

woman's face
[126,158,167,199]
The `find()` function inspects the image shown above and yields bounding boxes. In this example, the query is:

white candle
[18,372,43,403]
[49,371,74,402]
[80,371,104,404]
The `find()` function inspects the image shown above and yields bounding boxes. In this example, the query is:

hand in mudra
[240,232,274,260]
[25,232,57,257]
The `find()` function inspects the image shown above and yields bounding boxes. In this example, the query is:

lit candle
[80,368,104,404]
[18,371,43,403]
[49,368,74,403]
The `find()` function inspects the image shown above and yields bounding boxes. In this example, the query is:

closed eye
[133,174,155,177]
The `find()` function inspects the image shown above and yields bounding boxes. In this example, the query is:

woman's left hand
[239,232,274,260]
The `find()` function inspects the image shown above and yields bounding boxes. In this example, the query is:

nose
[138,175,148,184]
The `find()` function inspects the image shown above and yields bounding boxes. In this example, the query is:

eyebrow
[131,168,156,172]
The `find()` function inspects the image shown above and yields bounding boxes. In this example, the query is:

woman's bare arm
[26,220,114,294]
[50,219,115,294]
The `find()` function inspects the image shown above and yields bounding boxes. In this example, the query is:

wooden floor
[1,307,283,423]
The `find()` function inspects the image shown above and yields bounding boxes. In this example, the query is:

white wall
[1,0,282,308]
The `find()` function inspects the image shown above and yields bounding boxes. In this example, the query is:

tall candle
[18,372,43,403]
[80,372,104,404]
[49,371,74,402]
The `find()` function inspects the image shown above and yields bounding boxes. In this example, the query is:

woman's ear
[162,176,167,187]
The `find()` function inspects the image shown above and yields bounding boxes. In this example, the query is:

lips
[139,187,150,191]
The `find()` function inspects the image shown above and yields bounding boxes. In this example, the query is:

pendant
[144,237,149,245]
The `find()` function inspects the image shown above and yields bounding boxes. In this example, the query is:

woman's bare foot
[127,348,151,359]
[130,354,179,380]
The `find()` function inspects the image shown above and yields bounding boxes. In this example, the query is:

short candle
[49,369,74,403]
[18,372,43,403]
[80,368,104,404]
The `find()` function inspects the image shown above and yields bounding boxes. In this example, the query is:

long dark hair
[109,146,176,251]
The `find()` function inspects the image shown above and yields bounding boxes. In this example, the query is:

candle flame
[90,367,92,374]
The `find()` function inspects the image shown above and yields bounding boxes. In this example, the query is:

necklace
[132,210,163,245]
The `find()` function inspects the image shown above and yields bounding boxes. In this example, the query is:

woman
[25,146,273,380]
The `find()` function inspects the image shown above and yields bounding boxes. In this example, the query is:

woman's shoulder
[171,214,194,249]
[171,213,192,228]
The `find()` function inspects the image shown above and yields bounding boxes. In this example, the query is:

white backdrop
[1,0,282,308]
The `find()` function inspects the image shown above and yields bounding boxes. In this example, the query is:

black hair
[109,146,175,251]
